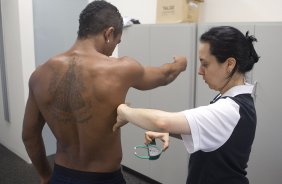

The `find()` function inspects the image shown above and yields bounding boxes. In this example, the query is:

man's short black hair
[78,0,123,39]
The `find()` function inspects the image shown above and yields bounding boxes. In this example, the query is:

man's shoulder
[115,56,135,63]
[106,56,144,80]
[28,57,60,86]
[116,56,142,68]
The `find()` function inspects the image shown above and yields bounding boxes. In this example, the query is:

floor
[0,144,158,184]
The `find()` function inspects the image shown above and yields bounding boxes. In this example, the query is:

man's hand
[173,56,187,72]
[145,131,169,151]
[113,104,129,132]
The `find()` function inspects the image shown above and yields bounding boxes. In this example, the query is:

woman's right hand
[113,104,129,132]
[145,131,169,151]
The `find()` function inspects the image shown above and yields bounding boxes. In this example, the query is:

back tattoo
[49,58,92,123]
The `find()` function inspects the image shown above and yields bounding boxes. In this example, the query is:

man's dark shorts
[50,163,126,184]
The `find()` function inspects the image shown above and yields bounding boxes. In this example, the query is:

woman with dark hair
[113,26,260,184]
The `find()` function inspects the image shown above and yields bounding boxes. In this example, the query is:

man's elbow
[22,130,34,145]
[22,132,29,145]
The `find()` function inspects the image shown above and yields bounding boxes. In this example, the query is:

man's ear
[104,27,115,43]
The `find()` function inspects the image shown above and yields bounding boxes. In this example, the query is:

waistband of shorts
[53,163,123,180]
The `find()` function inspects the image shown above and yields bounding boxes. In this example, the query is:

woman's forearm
[117,104,191,134]
[119,104,169,132]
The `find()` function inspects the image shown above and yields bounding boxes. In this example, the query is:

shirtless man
[22,1,187,184]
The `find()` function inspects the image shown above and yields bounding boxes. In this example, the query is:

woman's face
[198,42,229,92]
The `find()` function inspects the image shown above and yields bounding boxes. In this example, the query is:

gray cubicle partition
[119,24,196,184]
[32,0,88,155]
[247,23,282,184]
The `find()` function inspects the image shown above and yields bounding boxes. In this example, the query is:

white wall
[104,0,282,24]
[198,0,282,22]
[0,0,35,162]
[102,0,282,57]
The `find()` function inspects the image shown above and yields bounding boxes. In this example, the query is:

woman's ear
[226,57,236,73]
[104,27,115,43]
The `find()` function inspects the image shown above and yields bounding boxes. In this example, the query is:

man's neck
[71,38,99,53]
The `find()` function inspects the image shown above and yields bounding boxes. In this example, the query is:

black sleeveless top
[187,94,256,184]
